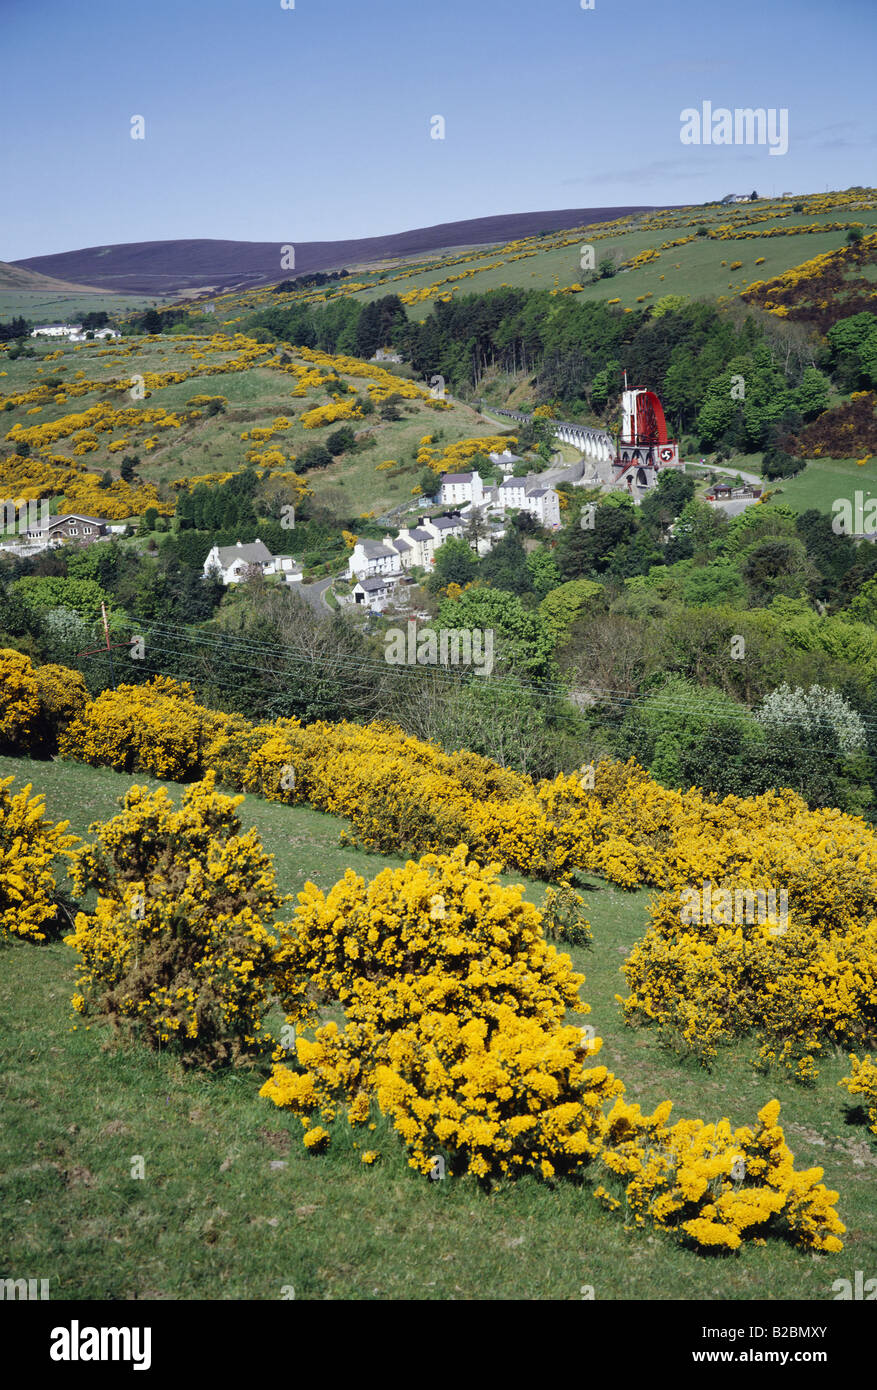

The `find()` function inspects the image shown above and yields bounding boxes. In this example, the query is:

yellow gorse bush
[0,776,78,942]
[260,845,844,1251]
[839,1055,877,1135]
[597,1096,844,1253]
[10,653,877,1081]
[65,774,289,1065]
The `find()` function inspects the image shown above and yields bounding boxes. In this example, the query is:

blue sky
[4,0,875,260]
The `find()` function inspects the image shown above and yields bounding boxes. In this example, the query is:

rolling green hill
[201,189,877,323]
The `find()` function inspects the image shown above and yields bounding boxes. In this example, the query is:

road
[298,576,335,612]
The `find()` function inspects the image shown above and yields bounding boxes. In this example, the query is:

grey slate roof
[441,472,474,484]
[358,539,396,559]
[408,527,432,541]
[214,541,273,567]
[356,575,392,592]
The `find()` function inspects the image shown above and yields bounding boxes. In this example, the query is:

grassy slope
[1,753,873,1300]
[766,458,877,516]
[0,338,505,520]
[208,196,877,322]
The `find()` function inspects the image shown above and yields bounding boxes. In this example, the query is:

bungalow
[706,482,762,503]
[68,327,121,342]
[26,513,109,546]
[203,539,275,585]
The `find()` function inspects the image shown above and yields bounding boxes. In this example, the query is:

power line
[68,614,877,759]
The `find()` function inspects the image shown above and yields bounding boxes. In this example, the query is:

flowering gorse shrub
[0,776,77,942]
[260,846,844,1251]
[263,846,617,1179]
[839,1055,877,1136]
[539,883,593,948]
[596,1097,844,1253]
[65,774,289,1065]
[0,649,42,752]
[16,656,877,1080]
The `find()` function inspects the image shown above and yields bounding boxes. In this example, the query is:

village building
[203,539,301,586]
[439,471,487,508]
[347,537,402,581]
[488,449,523,475]
[351,574,398,608]
[30,323,82,338]
[495,476,561,527]
[26,513,109,546]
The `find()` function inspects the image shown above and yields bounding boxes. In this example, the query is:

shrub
[0,776,77,942]
[31,662,89,753]
[539,883,593,948]
[839,1055,877,1136]
[596,1097,844,1253]
[0,648,41,752]
[262,845,844,1251]
[66,774,289,1065]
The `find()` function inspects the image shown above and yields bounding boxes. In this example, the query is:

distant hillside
[0,259,106,295]
[11,206,662,296]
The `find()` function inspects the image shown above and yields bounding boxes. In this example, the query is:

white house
[497,477,529,510]
[524,486,561,528]
[68,327,121,342]
[497,476,561,528]
[422,513,464,546]
[352,574,396,609]
[394,524,437,569]
[31,323,82,339]
[203,539,301,586]
[439,471,486,508]
[347,538,402,582]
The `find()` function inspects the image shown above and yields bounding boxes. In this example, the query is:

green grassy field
[1,753,873,1300]
[0,292,164,322]
[765,457,877,516]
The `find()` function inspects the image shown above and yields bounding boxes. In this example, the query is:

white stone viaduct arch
[553,421,614,462]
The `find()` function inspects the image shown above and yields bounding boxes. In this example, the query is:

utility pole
[101,602,116,689]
